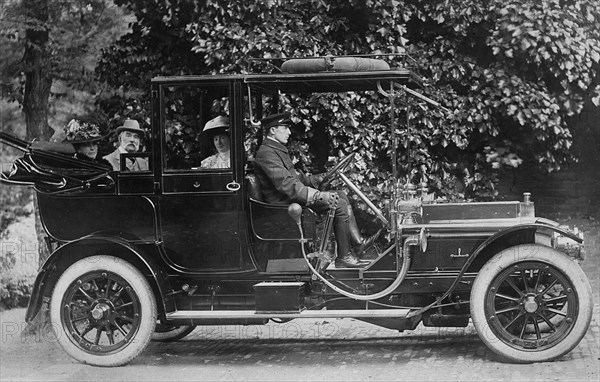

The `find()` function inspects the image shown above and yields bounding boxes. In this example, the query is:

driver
[254,112,379,268]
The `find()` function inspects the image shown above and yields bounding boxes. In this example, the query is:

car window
[162,84,232,172]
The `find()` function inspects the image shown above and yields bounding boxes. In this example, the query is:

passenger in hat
[103,118,149,172]
[62,117,111,168]
[200,115,231,169]
[254,112,379,268]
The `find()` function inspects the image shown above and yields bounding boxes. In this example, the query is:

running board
[166,309,411,320]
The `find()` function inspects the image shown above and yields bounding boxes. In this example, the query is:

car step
[166,309,411,320]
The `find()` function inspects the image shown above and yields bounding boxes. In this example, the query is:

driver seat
[246,172,264,202]
[245,173,316,240]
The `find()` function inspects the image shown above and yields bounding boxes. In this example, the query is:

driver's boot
[336,250,369,268]
[348,205,381,257]
[333,213,370,268]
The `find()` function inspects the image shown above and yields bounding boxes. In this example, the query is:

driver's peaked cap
[261,112,292,131]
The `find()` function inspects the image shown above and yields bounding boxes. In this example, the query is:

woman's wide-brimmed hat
[115,119,146,138]
[63,119,108,144]
[202,116,230,138]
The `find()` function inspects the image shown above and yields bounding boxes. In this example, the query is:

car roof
[151,68,422,93]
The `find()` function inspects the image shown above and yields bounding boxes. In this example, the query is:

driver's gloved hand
[315,173,330,190]
[311,191,339,208]
[313,173,326,185]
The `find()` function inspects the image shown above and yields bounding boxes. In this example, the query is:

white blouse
[200,153,230,169]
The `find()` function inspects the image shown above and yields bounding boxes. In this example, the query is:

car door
[157,81,248,272]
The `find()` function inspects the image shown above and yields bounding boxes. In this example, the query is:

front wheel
[470,244,593,363]
[50,255,157,366]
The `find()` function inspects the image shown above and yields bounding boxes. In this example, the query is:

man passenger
[103,119,149,171]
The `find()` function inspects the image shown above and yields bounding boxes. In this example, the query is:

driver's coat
[255,138,319,205]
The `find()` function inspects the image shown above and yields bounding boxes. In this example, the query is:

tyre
[151,324,195,342]
[50,255,157,366]
[281,57,389,73]
[470,244,593,363]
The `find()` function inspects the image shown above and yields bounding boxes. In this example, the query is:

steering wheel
[319,152,356,189]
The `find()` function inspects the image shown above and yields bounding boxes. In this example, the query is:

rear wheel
[470,244,593,363]
[50,256,157,366]
[152,324,196,342]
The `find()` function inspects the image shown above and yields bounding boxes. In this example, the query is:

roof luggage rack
[248,53,421,75]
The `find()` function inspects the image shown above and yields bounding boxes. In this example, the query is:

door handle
[226,181,240,191]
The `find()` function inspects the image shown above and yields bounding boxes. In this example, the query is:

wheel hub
[523,295,539,313]
[91,302,111,320]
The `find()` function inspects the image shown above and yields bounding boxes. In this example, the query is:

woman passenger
[200,115,231,169]
[63,117,111,167]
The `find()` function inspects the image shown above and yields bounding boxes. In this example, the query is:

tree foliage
[1,0,131,264]
[1,0,130,137]
[97,0,600,202]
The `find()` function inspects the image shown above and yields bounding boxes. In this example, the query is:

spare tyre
[281,57,390,74]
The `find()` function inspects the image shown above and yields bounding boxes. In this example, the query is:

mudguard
[447,222,584,294]
[25,235,173,322]
[470,222,583,264]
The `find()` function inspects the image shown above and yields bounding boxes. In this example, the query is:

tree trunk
[23,0,52,141]
[22,0,52,266]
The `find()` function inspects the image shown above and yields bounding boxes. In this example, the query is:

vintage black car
[0,56,592,366]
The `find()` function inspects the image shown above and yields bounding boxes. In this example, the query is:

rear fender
[466,223,583,273]
[25,235,173,322]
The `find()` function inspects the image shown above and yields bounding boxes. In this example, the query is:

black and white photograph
[0,1,598,381]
